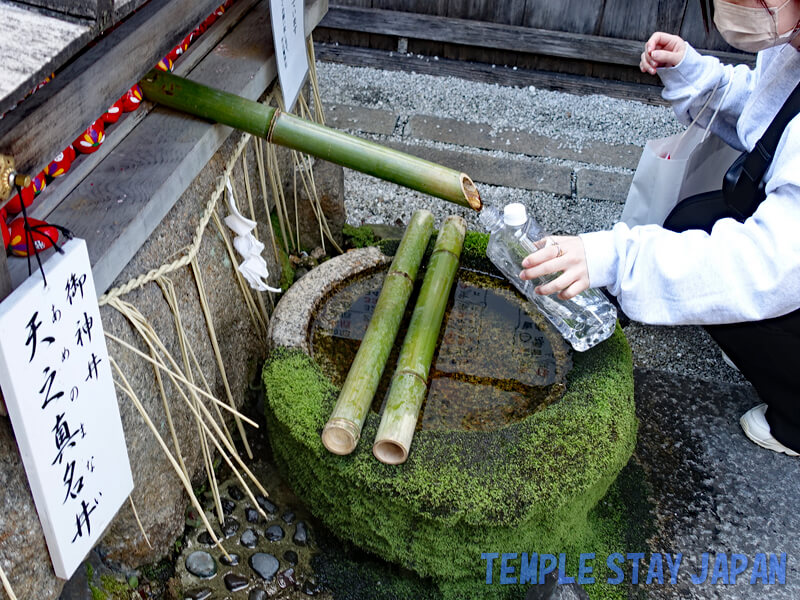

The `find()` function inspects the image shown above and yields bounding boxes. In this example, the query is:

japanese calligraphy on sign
[0,239,133,579]
[269,0,308,111]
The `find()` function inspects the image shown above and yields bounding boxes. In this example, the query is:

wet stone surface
[176,473,321,599]
[240,528,259,548]
[222,516,241,538]
[250,553,280,581]
[221,498,236,515]
[224,572,249,592]
[245,507,261,523]
[265,524,285,542]
[185,551,217,579]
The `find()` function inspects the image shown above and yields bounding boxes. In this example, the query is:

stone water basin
[263,238,636,599]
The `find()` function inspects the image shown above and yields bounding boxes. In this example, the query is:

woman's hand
[519,235,591,300]
[640,32,687,75]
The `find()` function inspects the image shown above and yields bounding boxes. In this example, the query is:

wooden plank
[12,0,112,22]
[445,0,526,26]
[0,2,92,117]
[27,0,261,222]
[0,0,229,180]
[315,42,668,105]
[320,6,754,69]
[657,0,688,36]
[522,0,604,35]
[597,0,659,41]
[8,0,329,292]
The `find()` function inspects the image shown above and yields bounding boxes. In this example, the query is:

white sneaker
[740,404,799,456]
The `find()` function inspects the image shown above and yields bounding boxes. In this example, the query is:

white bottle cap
[503,203,527,227]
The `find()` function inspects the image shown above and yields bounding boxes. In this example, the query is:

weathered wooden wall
[326,0,731,49]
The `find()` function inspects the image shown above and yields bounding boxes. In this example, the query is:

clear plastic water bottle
[479,203,617,351]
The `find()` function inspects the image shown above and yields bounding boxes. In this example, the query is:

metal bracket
[0,154,31,205]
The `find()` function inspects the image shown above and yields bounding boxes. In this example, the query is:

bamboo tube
[373,215,466,465]
[321,210,434,455]
[139,71,481,211]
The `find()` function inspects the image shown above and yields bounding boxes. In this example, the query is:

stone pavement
[318,84,799,597]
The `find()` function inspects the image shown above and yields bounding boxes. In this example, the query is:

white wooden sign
[0,239,133,579]
[269,0,308,111]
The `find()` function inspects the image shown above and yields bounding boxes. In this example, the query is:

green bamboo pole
[321,210,435,455]
[139,70,481,210]
[373,215,466,465]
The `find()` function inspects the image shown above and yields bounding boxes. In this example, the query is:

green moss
[343,223,377,248]
[263,235,638,599]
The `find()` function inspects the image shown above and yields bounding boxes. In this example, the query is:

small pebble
[197,531,214,545]
[256,495,277,514]
[227,484,245,501]
[186,589,212,600]
[249,590,268,600]
[245,507,260,523]
[223,573,249,592]
[293,521,309,546]
[265,524,285,542]
[185,551,217,578]
[249,553,280,581]
[240,528,259,548]
[281,511,295,524]
[221,498,236,515]
[283,550,298,566]
[222,517,240,538]
[220,553,240,566]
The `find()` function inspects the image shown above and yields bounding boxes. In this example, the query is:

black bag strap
[726,79,800,216]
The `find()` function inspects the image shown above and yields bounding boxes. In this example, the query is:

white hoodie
[580,43,800,325]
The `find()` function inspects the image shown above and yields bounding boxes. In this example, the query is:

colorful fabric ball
[5,184,35,215]
[44,147,75,178]
[73,120,105,154]
[122,85,143,112]
[8,217,60,256]
[104,99,125,124]
[32,171,47,195]
[155,56,174,72]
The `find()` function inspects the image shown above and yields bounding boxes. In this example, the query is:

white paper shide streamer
[224,178,281,293]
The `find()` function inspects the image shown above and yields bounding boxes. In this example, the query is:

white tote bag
[621,83,741,227]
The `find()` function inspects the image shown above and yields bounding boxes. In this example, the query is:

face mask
[713,0,796,52]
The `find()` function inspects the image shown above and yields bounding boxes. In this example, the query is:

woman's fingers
[519,235,591,298]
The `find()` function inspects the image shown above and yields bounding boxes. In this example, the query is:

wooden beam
[0,2,92,117]
[320,5,755,69]
[12,0,113,22]
[27,0,262,222]
[315,42,668,106]
[0,0,229,179]
[7,0,329,292]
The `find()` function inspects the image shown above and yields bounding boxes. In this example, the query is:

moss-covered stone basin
[263,233,637,599]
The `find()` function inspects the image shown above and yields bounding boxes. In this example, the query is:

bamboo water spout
[139,71,481,211]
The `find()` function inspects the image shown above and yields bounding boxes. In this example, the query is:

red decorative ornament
[32,171,47,195]
[8,217,60,256]
[5,184,35,215]
[44,146,75,178]
[122,85,143,112]
[0,220,8,250]
[155,56,174,72]
[166,45,183,64]
[73,120,105,154]
[180,32,195,52]
[104,98,125,124]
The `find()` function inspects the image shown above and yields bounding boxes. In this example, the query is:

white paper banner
[270,0,309,111]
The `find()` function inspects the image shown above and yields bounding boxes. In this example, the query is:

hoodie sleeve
[579,117,800,326]
[656,43,759,151]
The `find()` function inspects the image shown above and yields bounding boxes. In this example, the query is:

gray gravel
[317,60,683,148]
